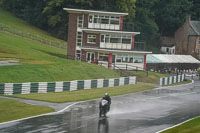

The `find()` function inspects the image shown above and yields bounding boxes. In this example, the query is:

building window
[76,32,82,46]
[101,35,105,42]
[122,38,131,44]
[110,16,120,25]
[116,55,143,63]
[122,36,131,44]
[76,50,81,60]
[99,53,108,61]
[110,35,121,43]
[166,48,169,52]
[105,35,110,43]
[101,18,109,24]
[78,15,83,28]
[89,15,120,25]
[101,34,132,44]
[110,38,121,43]
[89,15,93,23]
[87,35,96,44]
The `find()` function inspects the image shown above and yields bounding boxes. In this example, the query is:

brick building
[64,8,151,70]
[175,16,200,59]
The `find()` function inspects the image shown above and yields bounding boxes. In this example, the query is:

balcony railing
[82,41,147,51]
[88,23,120,30]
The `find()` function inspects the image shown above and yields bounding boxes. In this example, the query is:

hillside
[0,8,119,83]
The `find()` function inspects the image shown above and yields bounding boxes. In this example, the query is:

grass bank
[0,98,54,123]
[121,70,166,84]
[0,8,65,44]
[0,31,119,83]
[162,117,200,133]
[8,83,155,103]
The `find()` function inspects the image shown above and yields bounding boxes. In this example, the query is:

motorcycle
[99,99,109,117]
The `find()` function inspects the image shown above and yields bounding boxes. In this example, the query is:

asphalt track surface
[0,77,200,133]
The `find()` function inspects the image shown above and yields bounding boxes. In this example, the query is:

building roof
[63,8,128,16]
[82,28,140,36]
[147,54,200,64]
[81,47,152,54]
[190,21,200,35]
[159,36,175,47]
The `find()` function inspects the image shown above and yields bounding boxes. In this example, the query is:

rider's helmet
[105,93,109,97]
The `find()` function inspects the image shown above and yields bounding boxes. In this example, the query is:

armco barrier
[159,74,186,86]
[0,76,136,95]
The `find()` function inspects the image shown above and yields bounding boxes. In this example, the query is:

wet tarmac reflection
[98,118,109,133]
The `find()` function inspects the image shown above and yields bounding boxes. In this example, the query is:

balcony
[88,23,120,30]
[81,41,148,52]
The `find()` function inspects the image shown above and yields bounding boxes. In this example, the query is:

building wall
[174,17,198,56]
[67,13,79,59]
[83,14,88,28]
[81,50,87,61]
[161,46,175,54]
[82,32,100,47]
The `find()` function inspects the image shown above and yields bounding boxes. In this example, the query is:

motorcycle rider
[102,93,111,111]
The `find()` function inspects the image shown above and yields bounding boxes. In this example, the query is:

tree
[43,0,95,39]
[189,0,200,20]
[133,0,159,44]
[155,0,192,36]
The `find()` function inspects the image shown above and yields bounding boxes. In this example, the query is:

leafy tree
[154,0,192,36]
[189,0,200,20]
[133,0,159,44]
[43,0,94,39]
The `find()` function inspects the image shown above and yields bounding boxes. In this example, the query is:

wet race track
[0,77,200,133]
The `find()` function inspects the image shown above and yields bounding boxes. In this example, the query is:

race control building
[64,8,152,70]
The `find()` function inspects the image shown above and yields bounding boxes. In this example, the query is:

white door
[87,52,95,62]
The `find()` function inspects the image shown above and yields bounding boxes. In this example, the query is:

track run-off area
[0,76,199,133]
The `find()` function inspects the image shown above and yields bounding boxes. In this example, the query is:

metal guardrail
[98,62,146,76]
[0,23,67,50]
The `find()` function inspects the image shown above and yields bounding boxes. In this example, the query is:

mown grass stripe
[103,79,109,87]
[13,83,22,94]
[91,80,97,88]
[124,77,129,85]
[114,79,119,86]
[63,82,70,91]
[30,83,39,93]
[0,84,4,94]
[47,82,56,92]
[77,81,84,90]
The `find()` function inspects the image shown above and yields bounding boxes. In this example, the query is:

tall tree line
[0,0,200,47]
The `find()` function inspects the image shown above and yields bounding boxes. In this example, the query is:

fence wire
[0,23,67,50]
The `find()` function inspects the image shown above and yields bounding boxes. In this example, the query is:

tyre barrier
[0,76,136,95]
[159,74,186,86]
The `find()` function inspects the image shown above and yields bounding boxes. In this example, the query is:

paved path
[0,96,73,112]
[0,60,19,66]
[0,76,199,133]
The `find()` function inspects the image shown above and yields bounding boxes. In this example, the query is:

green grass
[122,70,166,84]
[165,80,192,86]
[0,7,120,83]
[0,8,65,44]
[162,117,200,133]
[0,31,119,83]
[8,83,155,103]
[0,98,54,123]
